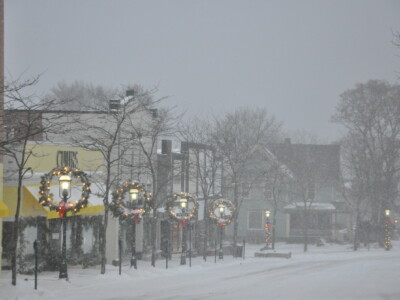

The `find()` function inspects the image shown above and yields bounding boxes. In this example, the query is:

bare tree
[332,80,400,230]
[49,84,154,274]
[1,76,62,285]
[340,133,372,250]
[45,80,115,111]
[211,107,282,246]
[125,103,181,267]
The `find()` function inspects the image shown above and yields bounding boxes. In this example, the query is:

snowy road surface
[1,243,400,299]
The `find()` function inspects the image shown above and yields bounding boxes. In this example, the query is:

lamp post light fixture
[180,197,187,211]
[385,209,391,251]
[59,174,71,279]
[265,210,271,250]
[130,188,139,201]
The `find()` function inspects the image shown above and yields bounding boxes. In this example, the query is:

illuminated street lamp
[38,167,91,280]
[265,210,271,250]
[130,188,139,201]
[110,181,151,273]
[59,174,71,279]
[219,205,225,217]
[385,209,391,251]
[180,197,187,212]
[129,187,140,268]
[59,175,72,198]
[218,204,226,259]
[166,193,198,266]
[180,197,188,265]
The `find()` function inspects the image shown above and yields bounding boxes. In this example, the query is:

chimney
[284,138,291,144]
[161,140,172,154]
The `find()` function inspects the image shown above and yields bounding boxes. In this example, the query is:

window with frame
[248,210,264,230]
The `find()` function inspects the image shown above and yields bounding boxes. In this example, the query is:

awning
[0,200,9,218]
[284,202,336,211]
[24,183,105,219]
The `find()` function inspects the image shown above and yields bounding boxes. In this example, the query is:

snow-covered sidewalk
[1,242,400,300]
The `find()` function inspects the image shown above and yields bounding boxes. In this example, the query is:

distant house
[226,138,351,244]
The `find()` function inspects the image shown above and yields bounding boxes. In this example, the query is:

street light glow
[59,174,71,197]
[130,188,139,201]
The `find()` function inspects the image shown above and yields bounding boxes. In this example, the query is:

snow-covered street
[2,242,400,300]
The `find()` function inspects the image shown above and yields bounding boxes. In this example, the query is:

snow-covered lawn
[2,242,400,300]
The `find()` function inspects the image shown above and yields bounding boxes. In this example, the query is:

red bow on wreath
[386,218,392,224]
[179,219,187,227]
[265,223,271,228]
[219,222,226,227]
[58,206,67,218]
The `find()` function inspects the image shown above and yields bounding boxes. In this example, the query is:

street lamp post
[218,204,225,260]
[208,199,235,260]
[59,174,71,279]
[385,209,391,251]
[265,210,271,250]
[110,181,151,273]
[130,187,139,269]
[180,197,187,265]
[38,167,91,281]
[165,193,198,267]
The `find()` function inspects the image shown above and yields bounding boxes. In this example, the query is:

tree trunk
[232,182,238,247]
[11,218,19,285]
[151,216,157,267]
[202,198,208,261]
[303,210,308,252]
[11,175,23,285]
[353,211,360,251]
[100,209,108,274]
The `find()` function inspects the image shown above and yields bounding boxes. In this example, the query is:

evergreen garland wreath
[208,198,235,226]
[109,180,152,222]
[166,192,199,223]
[38,166,91,215]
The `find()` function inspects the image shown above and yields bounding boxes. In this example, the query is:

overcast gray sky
[5,0,400,142]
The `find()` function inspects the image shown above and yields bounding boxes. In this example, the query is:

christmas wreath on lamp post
[166,192,199,265]
[208,198,235,227]
[38,166,91,279]
[209,198,235,259]
[109,180,152,269]
[109,181,152,223]
[38,166,91,216]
